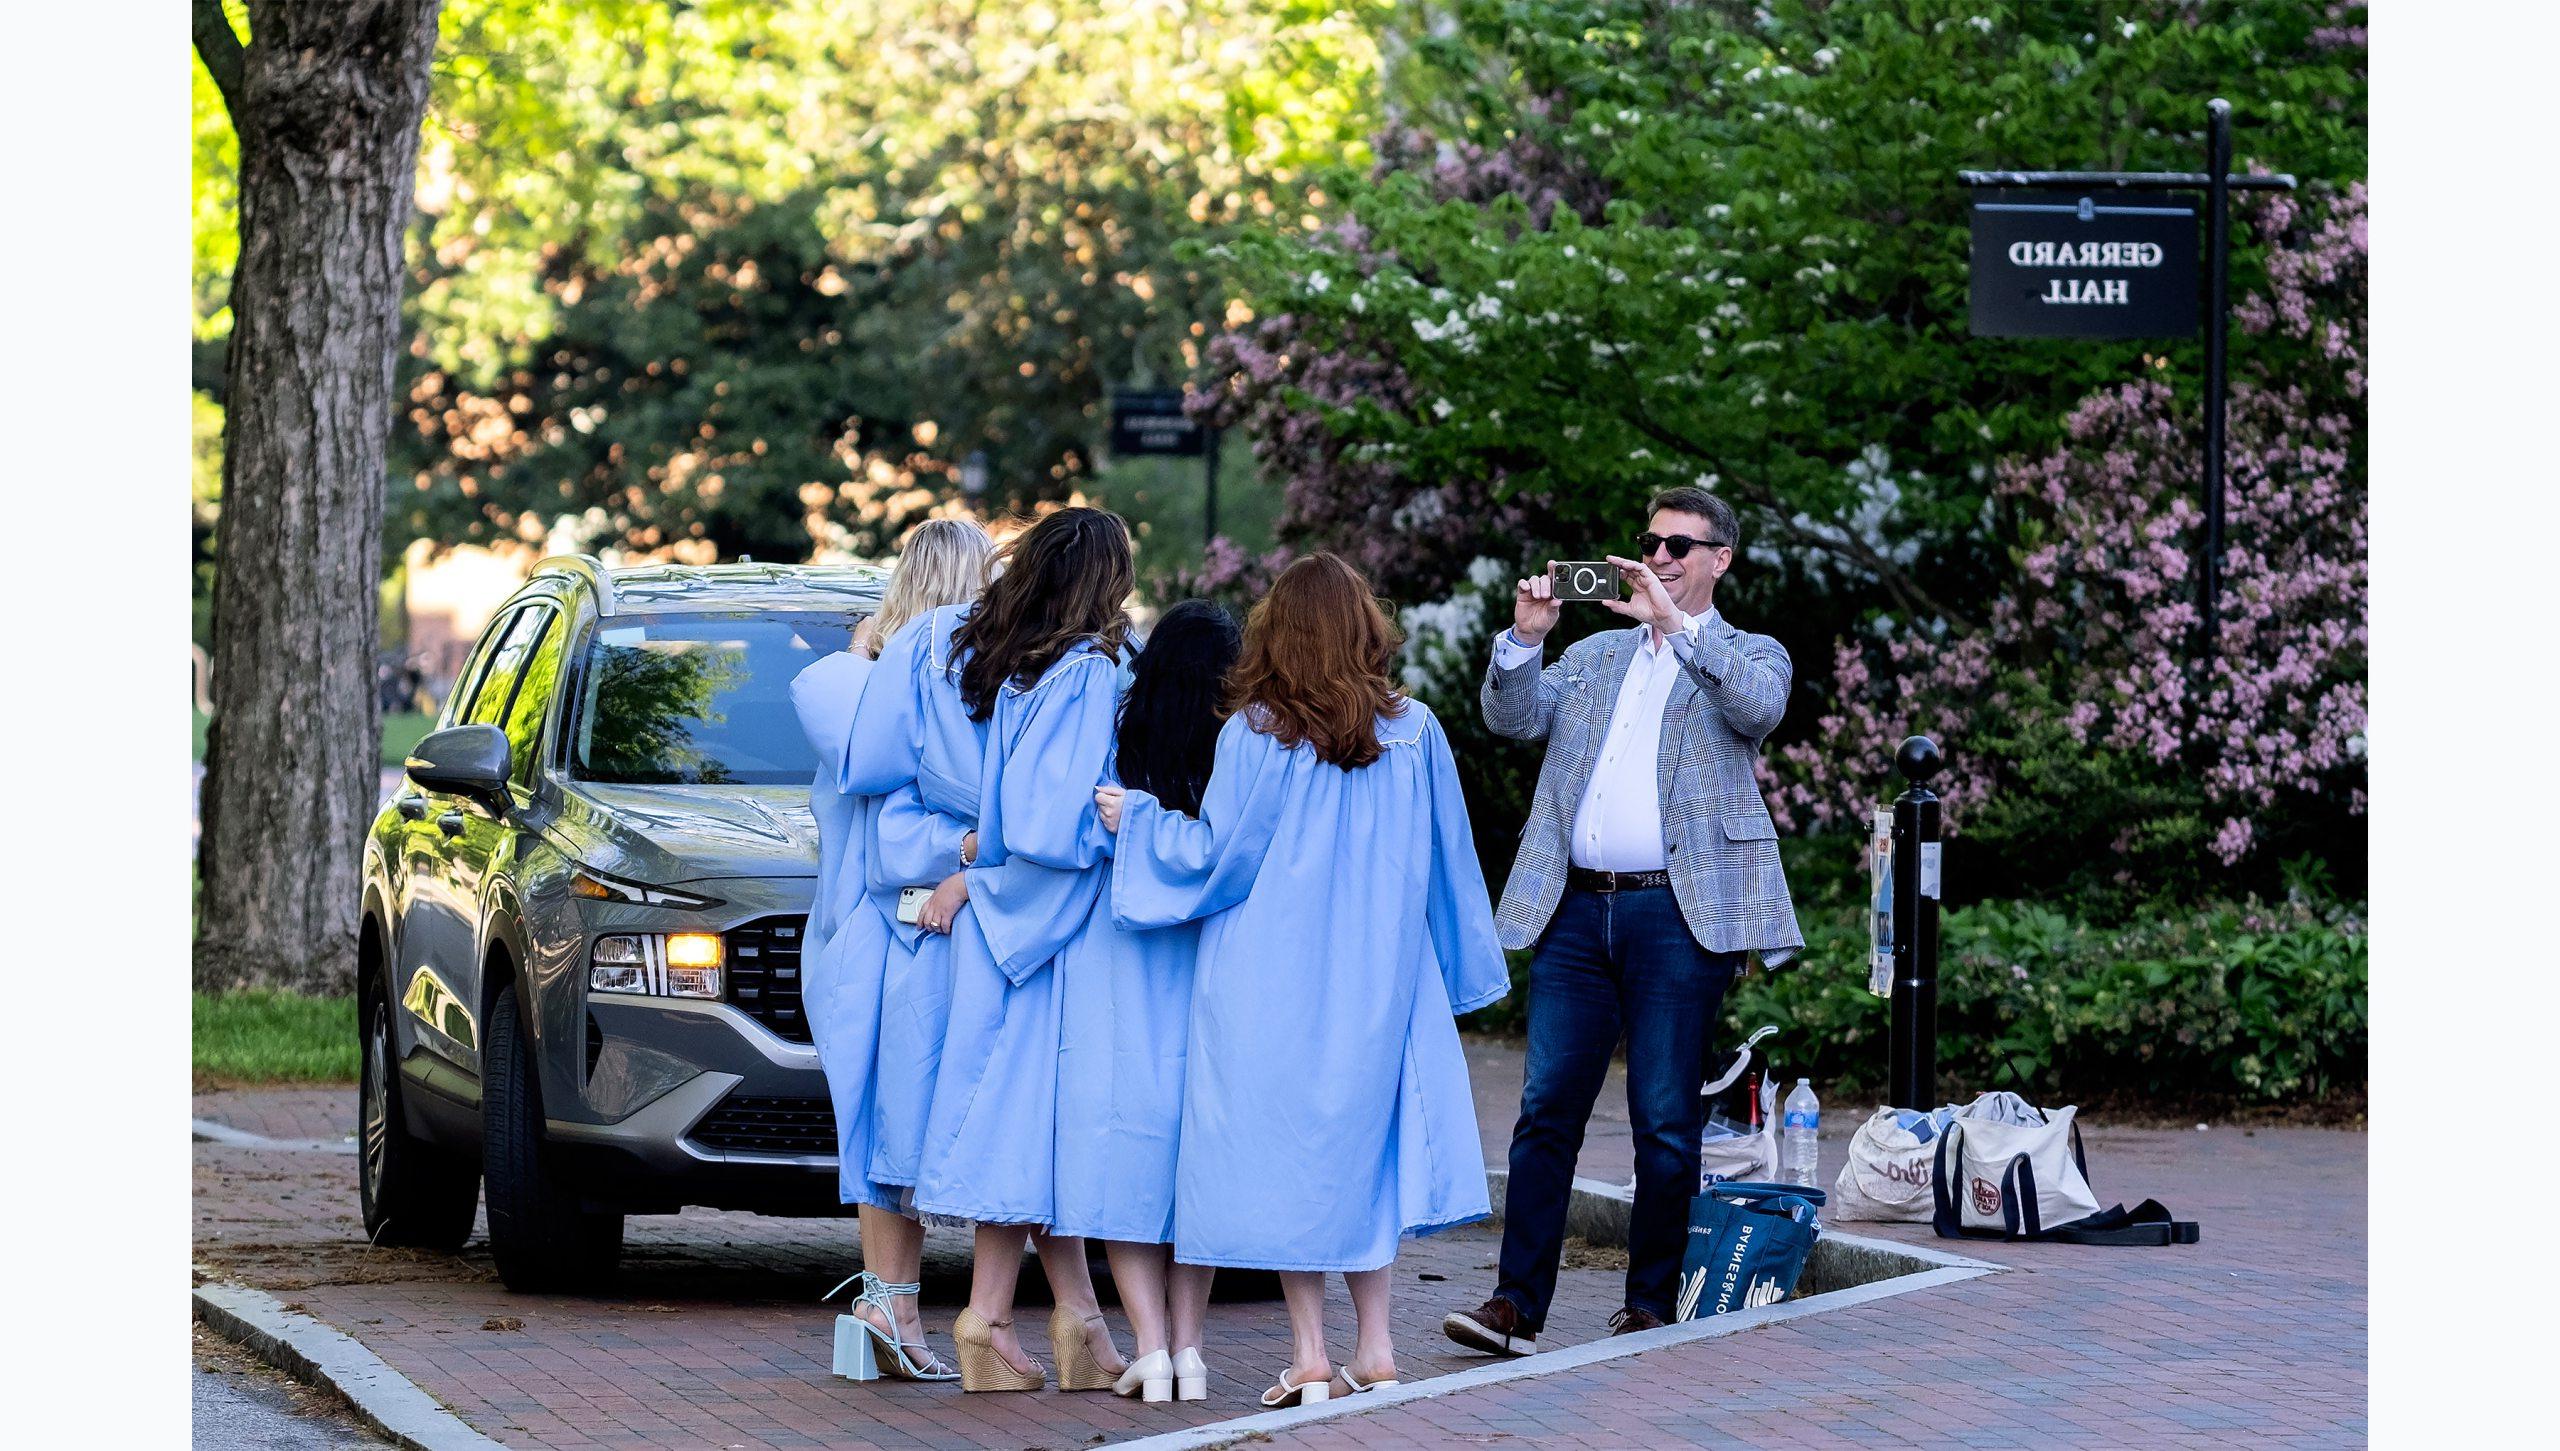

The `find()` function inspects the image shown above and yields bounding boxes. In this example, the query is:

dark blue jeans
[1496,886,1741,1328]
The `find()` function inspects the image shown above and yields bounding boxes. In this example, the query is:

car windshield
[571,612,857,785]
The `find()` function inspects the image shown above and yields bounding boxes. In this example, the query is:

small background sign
[1969,191,2198,338]
[1107,390,1205,457]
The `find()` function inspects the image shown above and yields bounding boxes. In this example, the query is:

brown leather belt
[1568,867,1671,893]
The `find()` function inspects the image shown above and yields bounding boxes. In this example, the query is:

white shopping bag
[1696,1075,1778,1188]
[1828,1105,1949,1222]
[1689,1025,1779,1190]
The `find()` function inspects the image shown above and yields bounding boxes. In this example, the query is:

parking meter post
[1888,736,1943,1111]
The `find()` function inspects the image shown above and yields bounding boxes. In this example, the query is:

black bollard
[1888,736,1943,1111]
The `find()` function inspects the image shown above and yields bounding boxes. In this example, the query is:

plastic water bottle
[1781,1079,1821,1187]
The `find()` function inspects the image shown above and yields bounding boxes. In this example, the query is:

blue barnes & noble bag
[1675,1181,1825,1320]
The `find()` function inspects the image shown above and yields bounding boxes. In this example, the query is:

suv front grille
[689,1093,836,1156]
[724,915,809,1042]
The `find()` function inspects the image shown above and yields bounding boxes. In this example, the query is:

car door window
[465,606,553,732]
[502,609,572,789]
[440,607,519,728]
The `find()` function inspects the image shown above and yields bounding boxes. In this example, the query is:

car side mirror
[406,724,512,804]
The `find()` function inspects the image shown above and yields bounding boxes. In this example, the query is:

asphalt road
[193,1326,385,1449]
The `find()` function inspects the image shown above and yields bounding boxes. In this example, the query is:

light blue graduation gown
[1051,749,1200,1244]
[909,645,1122,1227]
[788,649,901,1211]
[835,608,986,1193]
[1112,702,1510,1272]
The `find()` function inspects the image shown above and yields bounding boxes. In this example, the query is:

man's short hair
[1646,486,1740,551]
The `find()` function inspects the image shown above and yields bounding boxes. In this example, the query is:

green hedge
[1466,889,2365,1108]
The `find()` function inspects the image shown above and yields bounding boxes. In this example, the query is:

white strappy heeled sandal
[825,1271,959,1382]
[1260,1366,1332,1408]
[1334,1364,1401,1396]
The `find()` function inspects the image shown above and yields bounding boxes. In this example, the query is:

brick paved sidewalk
[195,1043,2365,1449]
[195,1083,1646,1448]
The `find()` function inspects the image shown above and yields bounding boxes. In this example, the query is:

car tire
[483,982,623,1291]
[359,988,480,1250]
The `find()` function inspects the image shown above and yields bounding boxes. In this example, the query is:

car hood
[547,782,819,885]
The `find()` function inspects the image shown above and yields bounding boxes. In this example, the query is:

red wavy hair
[1224,552,1406,768]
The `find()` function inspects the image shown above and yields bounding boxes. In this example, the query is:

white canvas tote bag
[1931,1098,2101,1238]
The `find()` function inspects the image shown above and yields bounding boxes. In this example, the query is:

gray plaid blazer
[1480,612,1803,965]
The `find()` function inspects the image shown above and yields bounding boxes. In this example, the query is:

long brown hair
[951,506,1133,721]
[1224,552,1405,768]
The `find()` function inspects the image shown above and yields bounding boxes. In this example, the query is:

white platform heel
[1113,1348,1175,1403]
[1173,1346,1209,1402]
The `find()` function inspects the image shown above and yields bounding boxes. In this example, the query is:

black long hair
[952,507,1134,721]
[1116,599,1242,818]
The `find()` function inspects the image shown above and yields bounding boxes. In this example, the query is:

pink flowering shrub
[1767,188,2367,877]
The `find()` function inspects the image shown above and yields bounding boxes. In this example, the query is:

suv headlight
[570,867,724,909]
[590,933,724,1000]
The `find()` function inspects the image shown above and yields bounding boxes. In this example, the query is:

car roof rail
[530,554,618,617]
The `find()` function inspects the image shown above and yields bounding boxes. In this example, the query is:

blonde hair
[872,517,996,645]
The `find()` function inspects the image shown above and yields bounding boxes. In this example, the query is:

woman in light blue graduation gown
[845,506,1136,1394]
[1100,553,1510,1408]
[788,517,991,1381]
[1040,599,1239,1402]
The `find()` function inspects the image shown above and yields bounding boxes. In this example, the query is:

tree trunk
[195,0,443,995]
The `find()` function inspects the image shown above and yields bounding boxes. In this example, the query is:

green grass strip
[193,990,359,1083]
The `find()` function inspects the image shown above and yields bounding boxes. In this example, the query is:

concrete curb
[1072,1172,2009,1451]
[193,1272,508,1451]
[1109,1259,1997,1451]
[193,1117,358,1155]
[1486,1167,1638,1245]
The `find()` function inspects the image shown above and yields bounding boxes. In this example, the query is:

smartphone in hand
[1549,561,1618,601]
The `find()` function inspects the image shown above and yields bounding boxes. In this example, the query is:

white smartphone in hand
[896,886,932,926]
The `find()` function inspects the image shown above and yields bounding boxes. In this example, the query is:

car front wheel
[483,982,623,1291]
[359,989,480,1249]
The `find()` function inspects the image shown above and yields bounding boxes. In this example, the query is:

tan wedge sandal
[952,1308,1045,1393]
[1050,1305,1128,1392]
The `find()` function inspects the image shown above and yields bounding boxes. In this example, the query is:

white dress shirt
[1492,611,1705,872]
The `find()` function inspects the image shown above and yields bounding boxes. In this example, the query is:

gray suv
[357,557,885,1291]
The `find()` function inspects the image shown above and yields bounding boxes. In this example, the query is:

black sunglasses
[1637,532,1732,560]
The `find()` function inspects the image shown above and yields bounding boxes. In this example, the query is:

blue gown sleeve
[1420,710,1512,1016]
[958,651,1119,986]
[1110,713,1281,930]
[835,612,936,795]
[869,784,970,891]
[790,649,878,794]
[986,654,1119,870]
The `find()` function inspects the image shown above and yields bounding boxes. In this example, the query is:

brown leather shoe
[1608,1306,1666,1336]
[1442,1297,1539,1356]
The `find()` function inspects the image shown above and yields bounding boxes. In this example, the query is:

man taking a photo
[1444,486,1803,1351]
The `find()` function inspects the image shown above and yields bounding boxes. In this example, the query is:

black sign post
[1108,389,1223,549]
[1963,98,2295,660]
[1887,737,1943,1113]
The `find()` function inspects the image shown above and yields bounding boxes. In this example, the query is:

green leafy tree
[382,0,1385,561]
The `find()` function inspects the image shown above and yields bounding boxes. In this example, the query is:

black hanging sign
[1968,191,2199,339]
[1108,390,1205,457]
